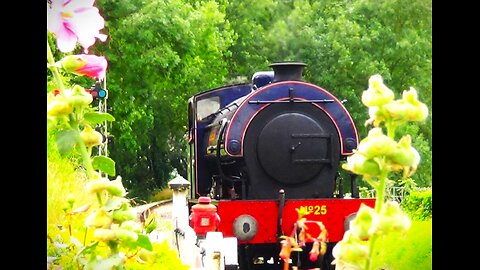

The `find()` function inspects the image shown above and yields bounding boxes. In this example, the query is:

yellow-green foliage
[149,188,173,202]
[371,219,432,270]
[402,188,432,221]
[125,241,189,270]
[47,131,94,241]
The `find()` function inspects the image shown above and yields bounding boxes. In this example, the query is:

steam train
[186,62,375,269]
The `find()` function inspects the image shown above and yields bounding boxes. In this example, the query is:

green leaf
[92,156,116,176]
[77,241,99,257]
[84,112,115,126]
[55,129,79,156]
[104,197,129,211]
[136,234,153,251]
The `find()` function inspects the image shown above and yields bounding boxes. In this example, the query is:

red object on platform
[190,196,220,236]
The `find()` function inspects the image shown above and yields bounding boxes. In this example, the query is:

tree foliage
[95,0,234,200]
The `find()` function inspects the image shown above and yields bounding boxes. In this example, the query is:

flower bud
[357,128,397,158]
[112,208,137,223]
[86,177,110,194]
[388,135,420,167]
[365,106,387,127]
[85,209,113,228]
[349,204,376,241]
[332,232,369,269]
[59,54,108,80]
[361,74,395,107]
[115,229,139,242]
[94,228,116,242]
[65,85,93,107]
[342,153,381,177]
[47,94,73,117]
[403,88,429,122]
[120,220,143,233]
[372,201,411,235]
[107,176,127,197]
[80,125,103,147]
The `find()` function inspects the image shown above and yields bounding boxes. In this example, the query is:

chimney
[269,62,307,82]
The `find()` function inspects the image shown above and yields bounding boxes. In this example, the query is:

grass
[47,132,95,243]
[370,219,432,270]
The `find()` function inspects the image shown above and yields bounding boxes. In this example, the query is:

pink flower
[47,0,108,53]
[60,54,108,80]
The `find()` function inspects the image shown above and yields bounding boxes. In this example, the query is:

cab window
[196,96,220,121]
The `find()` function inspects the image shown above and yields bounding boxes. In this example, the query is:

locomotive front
[187,62,375,270]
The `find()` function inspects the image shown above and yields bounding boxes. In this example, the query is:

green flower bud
[47,95,73,117]
[120,220,143,233]
[349,204,376,241]
[86,178,110,194]
[373,201,411,234]
[80,125,103,147]
[383,100,409,121]
[94,228,116,242]
[60,55,86,72]
[115,229,138,242]
[85,209,113,229]
[107,176,127,197]
[365,106,388,127]
[383,87,429,123]
[112,209,137,223]
[357,128,397,158]
[65,85,93,107]
[342,153,381,177]
[388,135,420,167]
[332,232,369,268]
[403,87,429,122]
[361,74,395,107]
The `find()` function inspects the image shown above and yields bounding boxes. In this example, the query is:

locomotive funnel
[269,62,307,82]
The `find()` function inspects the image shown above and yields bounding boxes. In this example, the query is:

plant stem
[47,40,66,92]
[77,138,94,179]
[366,169,388,270]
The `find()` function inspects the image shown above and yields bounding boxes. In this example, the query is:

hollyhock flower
[59,54,107,79]
[47,0,108,53]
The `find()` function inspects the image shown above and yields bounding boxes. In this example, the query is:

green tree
[253,0,432,186]
[96,0,235,201]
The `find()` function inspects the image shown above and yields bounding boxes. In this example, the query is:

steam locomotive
[186,62,375,269]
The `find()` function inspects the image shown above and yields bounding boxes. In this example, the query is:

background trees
[89,0,431,201]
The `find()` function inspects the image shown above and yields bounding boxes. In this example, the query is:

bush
[149,188,173,202]
[401,188,432,221]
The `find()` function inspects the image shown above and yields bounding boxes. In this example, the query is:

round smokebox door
[257,112,329,185]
